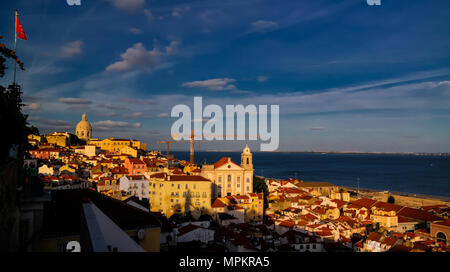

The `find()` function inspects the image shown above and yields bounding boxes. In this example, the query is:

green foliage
[0,35,38,164]
[387,195,395,204]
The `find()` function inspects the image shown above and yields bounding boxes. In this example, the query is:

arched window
[246,158,249,164]
[437,232,447,244]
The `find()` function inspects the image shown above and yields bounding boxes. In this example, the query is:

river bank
[342,186,450,208]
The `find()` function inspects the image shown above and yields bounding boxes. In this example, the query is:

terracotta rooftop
[366,232,383,242]
[350,198,377,209]
[213,157,241,168]
[297,182,335,188]
[169,175,211,182]
[372,201,404,212]
[126,158,146,164]
[432,219,450,227]
[398,207,443,222]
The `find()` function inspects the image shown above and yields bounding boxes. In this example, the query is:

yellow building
[88,137,145,155]
[131,140,146,151]
[28,134,43,146]
[330,190,351,202]
[46,132,70,147]
[370,207,398,230]
[148,173,212,219]
[213,193,263,222]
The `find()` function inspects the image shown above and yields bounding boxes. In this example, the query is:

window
[218,176,222,182]
[227,175,231,182]
[312,244,316,249]
[177,184,180,189]
[246,178,250,183]
[437,232,447,244]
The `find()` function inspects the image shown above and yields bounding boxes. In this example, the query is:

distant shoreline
[341,186,450,204]
[174,150,450,156]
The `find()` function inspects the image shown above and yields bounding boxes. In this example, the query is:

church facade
[201,145,254,198]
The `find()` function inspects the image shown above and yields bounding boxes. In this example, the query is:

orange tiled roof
[398,207,443,222]
[351,198,377,209]
[372,201,403,212]
[213,157,241,168]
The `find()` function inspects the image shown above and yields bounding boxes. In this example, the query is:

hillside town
[14,113,450,252]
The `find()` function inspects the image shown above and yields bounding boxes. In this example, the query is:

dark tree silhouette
[253,175,269,213]
[0,35,38,164]
[387,195,395,204]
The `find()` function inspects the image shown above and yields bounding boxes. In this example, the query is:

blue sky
[1,0,450,152]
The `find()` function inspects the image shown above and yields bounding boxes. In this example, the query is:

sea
[170,151,450,198]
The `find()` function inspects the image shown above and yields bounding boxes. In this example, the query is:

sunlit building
[201,145,254,198]
[148,173,212,219]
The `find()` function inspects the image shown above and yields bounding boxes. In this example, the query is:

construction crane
[158,130,200,163]
[157,140,179,157]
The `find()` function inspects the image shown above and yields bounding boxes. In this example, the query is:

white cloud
[257,76,268,82]
[58,97,92,104]
[59,40,83,58]
[129,27,142,34]
[165,40,180,55]
[157,113,169,118]
[23,103,41,111]
[106,41,179,72]
[172,6,191,17]
[144,9,154,20]
[106,0,145,13]
[182,78,236,91]
[28,117,74,130]
[124,112,152,118]
[93,120,142,130]
[250,20,278,32]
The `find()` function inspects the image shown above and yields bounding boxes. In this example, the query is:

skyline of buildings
[1,0,450,153]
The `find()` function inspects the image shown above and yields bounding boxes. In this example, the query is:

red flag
[16,15,27,40]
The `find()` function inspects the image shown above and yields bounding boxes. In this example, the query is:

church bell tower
[241,144,253,170]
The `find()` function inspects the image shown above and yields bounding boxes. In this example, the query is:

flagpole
[13,10,17,85]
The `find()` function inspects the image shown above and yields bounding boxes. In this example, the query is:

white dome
[76,113,92,140]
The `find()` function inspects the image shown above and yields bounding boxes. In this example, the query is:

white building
[38,164,59,176]
[176,224,214,244]
[119,175,149,200]
[201,145,254,198]
[74,145,99,157]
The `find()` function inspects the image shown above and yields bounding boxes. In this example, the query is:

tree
[0,35,38,164]
[253,175,269,212]
[387,195,395,204]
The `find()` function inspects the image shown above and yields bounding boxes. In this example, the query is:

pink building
[124,158,147,175]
